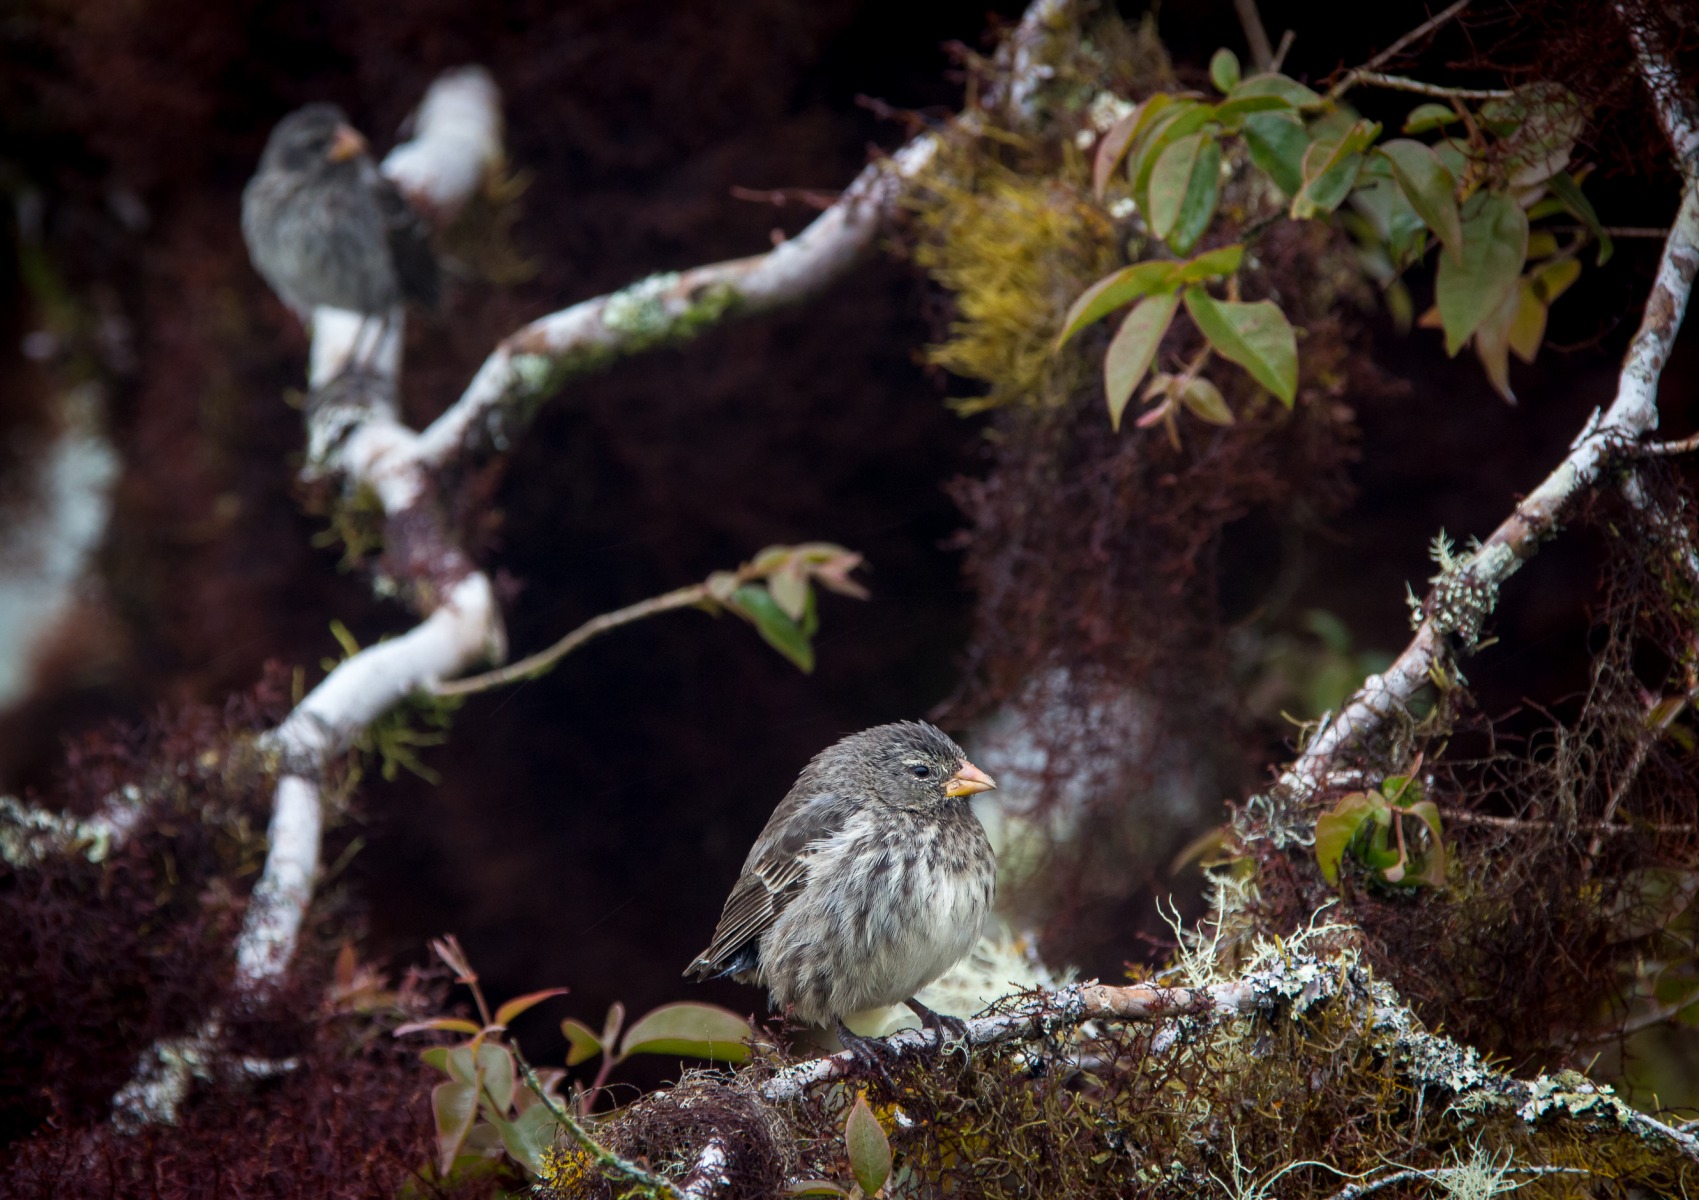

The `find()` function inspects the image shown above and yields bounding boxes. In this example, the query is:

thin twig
[513,1037,683,1197]
[1442,808,1696,836]
[1269,29,1295,74]
[1333,71,1512,101]
[435,583,710,697]
[1233,0,1274,71]
[1329,0,1475,98]
[1327,1164,1588,1200]
[1642,430,1699,455]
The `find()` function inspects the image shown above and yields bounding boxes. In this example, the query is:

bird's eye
[908,764,931,779]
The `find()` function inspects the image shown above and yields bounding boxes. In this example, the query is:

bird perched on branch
[685,721,997,1060]
[242,103,440,320]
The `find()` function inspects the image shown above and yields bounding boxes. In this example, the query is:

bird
[685,721,998,1061]
[241,103,439,321]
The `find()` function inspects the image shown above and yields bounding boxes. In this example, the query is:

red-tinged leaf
[1435,192,1528,356]
[1183,288,1298,405]
[560,1017,603,1067]
[494,988,571,1029]
[1379,139,1462,263]
[1129,101,1215,201]
[768,558,810,621]
[395,1017,483,1037]
[432,1080,479,1176]
[1055,261,1178,348]
[788,1182,851,1197]
[1094,93,1172,200]
[1104,292,1181,431]
[620,1001,752,1064]
[430,935,476,982]
[845,1093,893,1198]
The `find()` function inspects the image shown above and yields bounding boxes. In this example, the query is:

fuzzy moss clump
[910,162,1116,414]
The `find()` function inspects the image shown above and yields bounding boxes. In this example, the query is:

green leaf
[432,1081,479,1177]
[490,1104,559,1176]
[396,1017,482,1037]
[1148,132,1202,241]
[1435,191,1528,355]
[1210,48,1241,94]
[445,1045,478,1086]
[1548,172,1613,265]
[560,1017,602,1067]
[1104,292,1181,430]
[1129,102,1216,201]
[1403,102,1460,134]
[845,1093,893,1198]
[494,988,570,1029]
[788,1181,852,1197]
[1171,243,1244,284]
[1055,261,1178,347]
[1292,120,1378,219]
[1214,94,1291,133]
[1379,775,1421,806]
[1180,377,1234,425]
[1315,792,1377,886]
[1379,139,1462,262]
[730,584,814,673]
[1242,111,1309,197]
[1229,73,1323,109]
[1094,93,1172,200]
[1183,288,1298,405]
[420,1047,451,1073]
[475,1042,515,1115]
[620,1001,752,1064]
[1170,137,1222,254]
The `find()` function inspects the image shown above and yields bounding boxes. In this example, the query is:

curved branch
[411,134,940,468]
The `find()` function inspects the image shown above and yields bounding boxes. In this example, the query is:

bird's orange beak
[945,759,998,798]
[328,124,367,163]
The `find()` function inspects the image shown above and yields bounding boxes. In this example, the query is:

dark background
[2,0,1693,1063]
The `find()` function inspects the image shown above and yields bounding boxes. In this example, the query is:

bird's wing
[374,178,441,310]
[684,789,850,980]
[683,852,810,980]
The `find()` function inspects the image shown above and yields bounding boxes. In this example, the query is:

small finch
[242,103,439,319]
[685,721,997,1055]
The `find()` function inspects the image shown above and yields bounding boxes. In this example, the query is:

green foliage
[844,1093,893,1198]
[1315,773,1448,889]
[1063,58,1612,427]
[401,937,750,1189]
[706,542,867,674]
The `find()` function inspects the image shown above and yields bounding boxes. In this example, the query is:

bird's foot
[904,997,969,1055]
[835,1020,900,1086]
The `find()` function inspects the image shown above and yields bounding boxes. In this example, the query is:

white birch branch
[410,133,940,467]
[1271,0,1699,816]
[1276,180,1699,809]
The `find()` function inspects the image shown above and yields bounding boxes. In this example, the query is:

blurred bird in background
[242,103,439,324]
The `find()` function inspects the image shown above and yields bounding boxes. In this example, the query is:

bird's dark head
[844,720,998,811]
[261,103,370,174]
